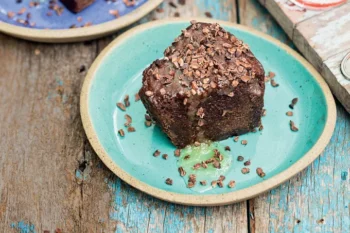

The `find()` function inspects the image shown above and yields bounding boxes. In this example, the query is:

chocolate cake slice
[139,21,265,148]
[60,0,95,13]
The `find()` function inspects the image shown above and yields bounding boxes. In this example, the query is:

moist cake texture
[139,21,265,148]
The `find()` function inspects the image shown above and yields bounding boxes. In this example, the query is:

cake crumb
[174,149,181,157]
[259,124,264,131]
[218,175,225,181]
[256,167,266,178]
[237,155,244,161]
[211,180,217,187]
[290,120,299,132]
[117,102,126,111]
[118,129,125,137]
[225,146,231,151]
[145,121,152,127]
[124,95,130,107]
[241,167,250,174]
[244,160,251,166]
[268,71,275,78]
[200,180,207,186]
[289,98,298,109]
[193,163,201,170]
[228,180,236,188]
[135,93,140,102]
[286,111,293,116]
[162,154,168,160]
[184,155,190,160]
[127,126,135,132]
[165,178,173,185]
[178,167,186,177]
[241,140,248,145]
[217,180,224,188]
[271,79,279,87]
[234,136,239,142]
[153,150,161,157]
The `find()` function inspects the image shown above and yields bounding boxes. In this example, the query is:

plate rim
[0,0,163,43]
[80,18,337,206]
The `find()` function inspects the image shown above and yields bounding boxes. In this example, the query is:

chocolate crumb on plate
[271,79,279,87]
[124,95,130,107]
[217,180,224,188]
[201,161,208,168]
[134,93,140,102]
[200,180,207,186]
[244,160,251,166]
[218,175,225,181]
[241,140,248,145]
[211,180,217,187]
[290,120,299,132]
[118,129,125,137]
[259,124,264,131]
[262,109,266,116]
[228,180,236,188]
[145,114,152,121]
[153,150,161,157]
[117,102,126,111]
[268,71,275,78]
[213,161,221,169]
[187,174,196,188]
[225,146,231,151]
[178,167,186,176]
[165,178,173,185]
[237,155,244,161]
[145,120,152,127]
[256,167,266,178]
[174,149,181,157]
[286,111,293,116]
[241,167,250,174]
[289,98,298,109]
[184,155,190,160]
[234,136,239,142]
[162,154,168,160]
[193,163,201,170]
[127,126,135,132]
[124,114,132,126]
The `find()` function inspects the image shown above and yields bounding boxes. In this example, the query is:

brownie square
[60,0,95,13]
[139,21,265,148]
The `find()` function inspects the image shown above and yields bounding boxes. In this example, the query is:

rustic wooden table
[0,1,349,232]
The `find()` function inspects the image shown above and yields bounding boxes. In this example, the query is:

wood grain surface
[0,0,349,232]
[261,0,350,114]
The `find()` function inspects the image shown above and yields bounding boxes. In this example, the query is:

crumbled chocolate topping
[165,178,173,185]
[178,167,186,177]
[256,167,266,178]
[228,180,235,188]
[142,22,261,101]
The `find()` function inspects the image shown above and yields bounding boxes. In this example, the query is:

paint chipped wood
[262,0,350,113]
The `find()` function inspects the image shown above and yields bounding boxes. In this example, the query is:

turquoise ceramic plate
[80,19,336,206]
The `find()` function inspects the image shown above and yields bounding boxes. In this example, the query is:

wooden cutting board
[259,0,350,113]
